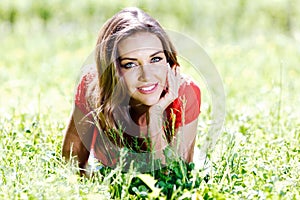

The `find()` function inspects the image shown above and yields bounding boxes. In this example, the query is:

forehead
[118,32,163,57]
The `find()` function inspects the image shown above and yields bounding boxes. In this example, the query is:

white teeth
[139,85,155,91]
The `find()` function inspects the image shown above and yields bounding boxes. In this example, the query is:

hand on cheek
[149,64,181,116]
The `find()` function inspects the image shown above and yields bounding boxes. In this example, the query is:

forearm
[147,109,168,162]
[169,119,198,163]
[170,133,195,163]
[62,134,90,163]
[62,111,93,174]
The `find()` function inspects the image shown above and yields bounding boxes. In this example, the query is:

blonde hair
[88,7,179,146]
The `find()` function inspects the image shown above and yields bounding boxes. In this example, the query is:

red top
[74,71,201,166]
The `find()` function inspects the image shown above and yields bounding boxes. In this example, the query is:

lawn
[1,0,300,199]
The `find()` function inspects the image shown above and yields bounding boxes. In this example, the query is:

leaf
[136,174,162,198]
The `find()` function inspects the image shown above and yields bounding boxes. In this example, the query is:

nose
[138,63,152,82]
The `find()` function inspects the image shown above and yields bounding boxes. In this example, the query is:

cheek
[159,67,168,84]
[121,71,136,90]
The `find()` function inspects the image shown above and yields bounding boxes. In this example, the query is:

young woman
[62,7,201,173]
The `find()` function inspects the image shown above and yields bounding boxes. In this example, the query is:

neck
[129,98,150,126]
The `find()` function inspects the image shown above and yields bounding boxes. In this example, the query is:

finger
[170,66,180,91]
[167,67,179,97]
[176,66,180,77]
[175,66,181,85]
[155,67,179,110]
[167,66,176,91]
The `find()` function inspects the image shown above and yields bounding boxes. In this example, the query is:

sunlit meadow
[1,0,299,199]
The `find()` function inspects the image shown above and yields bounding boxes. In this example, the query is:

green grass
[1,0,300,199]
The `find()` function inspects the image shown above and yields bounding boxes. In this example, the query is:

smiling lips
[137,83,159,94]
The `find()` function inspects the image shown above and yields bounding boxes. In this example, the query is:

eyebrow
[119,50,164,61]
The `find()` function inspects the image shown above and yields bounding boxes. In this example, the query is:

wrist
[149,105,164,116]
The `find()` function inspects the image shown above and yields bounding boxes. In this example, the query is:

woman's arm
[148,66,199,163]
[147,108,169,163]
[171,119,198,162]
[147,109,198,163]
[147,66,181,162]
[62,107,94,175]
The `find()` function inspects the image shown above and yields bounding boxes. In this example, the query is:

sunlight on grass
[1,0,300,199]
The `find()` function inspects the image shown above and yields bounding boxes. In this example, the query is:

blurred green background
[1,0,300,198]
[1,0,299,121]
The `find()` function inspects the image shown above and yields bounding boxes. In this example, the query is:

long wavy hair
[87,7,179,147]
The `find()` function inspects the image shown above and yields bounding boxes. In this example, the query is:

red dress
[74,71,201,166]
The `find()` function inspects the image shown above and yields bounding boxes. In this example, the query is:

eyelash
[121,56,163,69]
[150,56,163,63]
[121,62,137,69]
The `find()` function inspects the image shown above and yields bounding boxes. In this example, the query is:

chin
[140,100,158,106]
[140,97,160,106]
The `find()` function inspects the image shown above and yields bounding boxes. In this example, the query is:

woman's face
[118,32,168,106]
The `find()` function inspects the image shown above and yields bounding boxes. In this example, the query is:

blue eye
[121,62,137,69]
[151,57,163,63]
